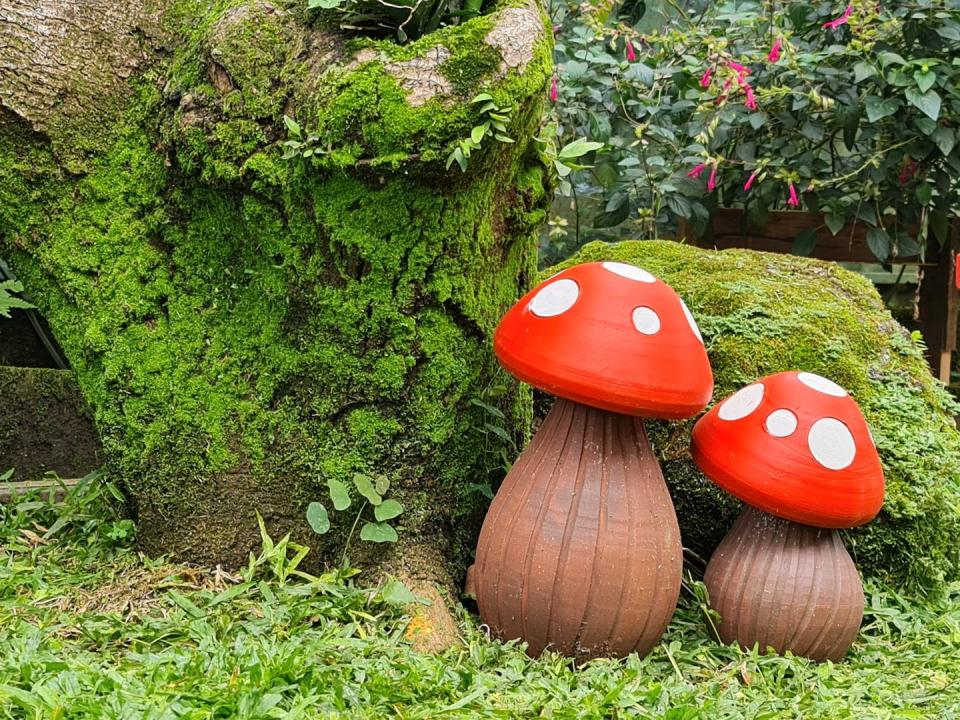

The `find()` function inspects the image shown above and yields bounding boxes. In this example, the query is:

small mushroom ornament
[691,371,885,661]
[473,262,713,660]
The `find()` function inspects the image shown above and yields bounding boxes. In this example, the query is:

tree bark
[0,0,552,599]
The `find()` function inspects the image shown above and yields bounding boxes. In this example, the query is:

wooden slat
[917,226,960,383]
[688,209,923,264]
[0,477,80,503]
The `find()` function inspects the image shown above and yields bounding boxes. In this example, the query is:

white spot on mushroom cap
[765,409,798,437]
[529,279,579,317]
[632,306,661,335]
[808,417,857,470]
[797,372,847,397]
[718,383,765,421]
[602,261,656,283]
[680,299,703,344]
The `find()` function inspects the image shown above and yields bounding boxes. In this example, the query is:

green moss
[0,0,552,572]
[549,240,960,594]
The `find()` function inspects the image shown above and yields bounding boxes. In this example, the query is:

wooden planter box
[679,209,958,383]
[685,208,922,263]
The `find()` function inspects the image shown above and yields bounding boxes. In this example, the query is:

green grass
[1,478,959,719]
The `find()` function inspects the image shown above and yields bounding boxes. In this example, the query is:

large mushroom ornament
[472,261,713,660]
[691,370,885,662]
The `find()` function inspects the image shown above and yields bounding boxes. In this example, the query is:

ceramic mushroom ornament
[472,261,713,660]
[691,371,885,662]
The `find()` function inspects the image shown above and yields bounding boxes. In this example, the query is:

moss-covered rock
[0,0,552,575]
[550,240,960,594]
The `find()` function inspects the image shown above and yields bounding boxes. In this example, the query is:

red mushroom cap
[493,261,713,419]
[691,371,884,528]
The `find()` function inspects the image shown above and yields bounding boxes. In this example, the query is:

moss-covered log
[0,0,551,592]
[552,241,960,594]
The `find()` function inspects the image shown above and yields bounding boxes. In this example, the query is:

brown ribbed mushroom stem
[704,505,865,662]
[473,398,683,660]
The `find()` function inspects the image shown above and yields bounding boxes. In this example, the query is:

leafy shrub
[550,0,960,261]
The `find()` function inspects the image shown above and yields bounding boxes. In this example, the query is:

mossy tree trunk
[0,0,552,603]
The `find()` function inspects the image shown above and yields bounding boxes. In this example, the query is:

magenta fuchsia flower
[768,38,783,63]
[550,76,558,102]
[744,173,757,191]
[700,67,713,88]
[727,61,751,77]
[687,163,707,179]
[707,163,719,191]
[732,70,758,110]
[626,38,636,62]
[788,183,800,207]
[823,5,853,29]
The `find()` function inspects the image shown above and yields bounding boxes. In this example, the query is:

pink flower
[768,37,783,63]
[700,67,713,88]
[787,183,800,207]
[823,5,853,29]
[707,163,719,191]
[549,76,558,102]
[626,38,636,63]
[744,84,758,110]
[727,61,751,77]
[687,163,707,179]
[744,173,757,191]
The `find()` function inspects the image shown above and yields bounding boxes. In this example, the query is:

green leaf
[665,193,692,218]
[897,234,921,258]
[877,52,907,68]
[168,590,204,618]
[327,479,351,511]
[839,103,860,151]
[853,62,877,83]
[593,195,630,228]
[915,70,937,93]
[931,208,950,245]
[0,469,12,482]
[825,213,846,236]
[306,502,330,535]
[916,183,933,205]
[282,115,302,139]
[792,227,818,256]
[484,422,512,444]
[905,88,941,121]
[932,127,956,157]
[866,227,892,262]
[558,138,604,160]
[865,96,900,122]
[374,474,390,495]
[745,200,768,230]
[747,112,768,130]
[360,522,398,543]
[352,474,382,506]
[470,397,505,419]
[375,499,404,522]
[380,579,419,605]
[307,0,344,7]
[470,125,485,144]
